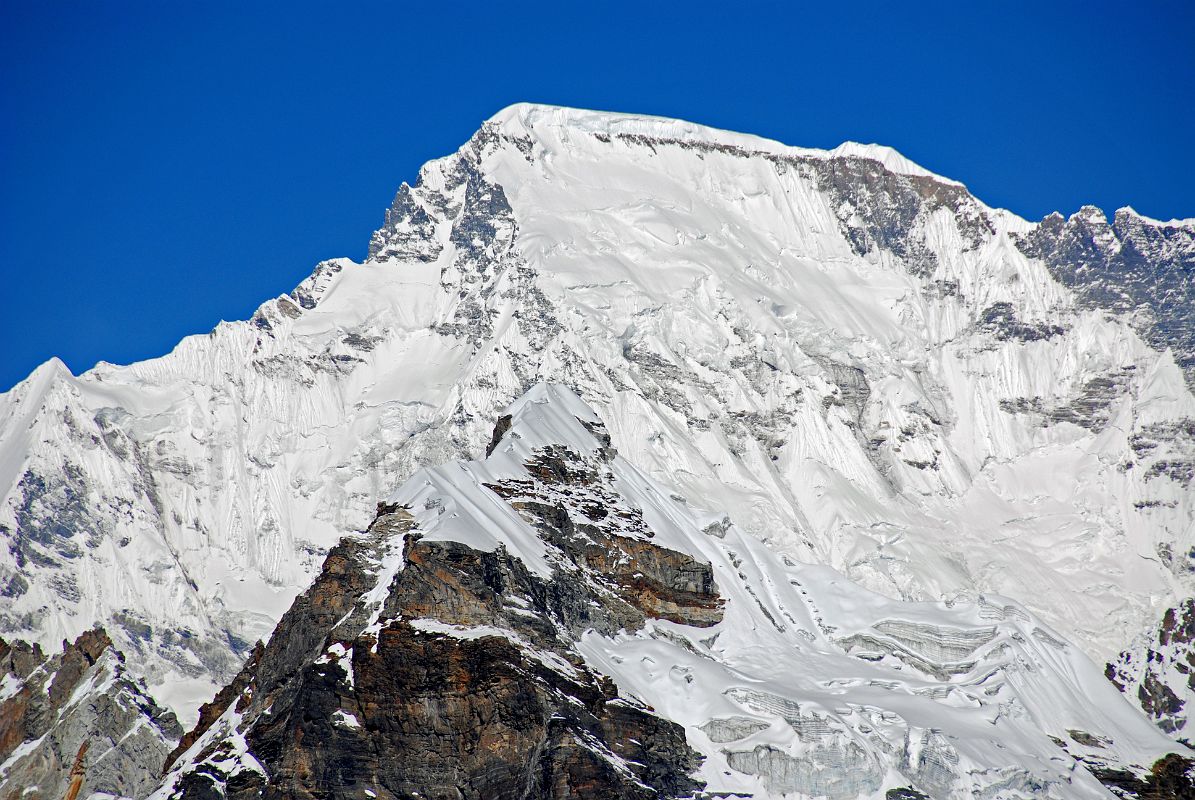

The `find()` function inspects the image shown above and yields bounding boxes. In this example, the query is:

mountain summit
[1,104,1193,797]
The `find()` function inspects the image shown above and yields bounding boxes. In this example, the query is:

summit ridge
[484,102,965,185]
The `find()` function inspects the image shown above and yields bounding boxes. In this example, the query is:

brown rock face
[0,628,112,764]
[162,413,718,799]
[246,619,698,800]
[0,628,180,800]
[167,509,410,779]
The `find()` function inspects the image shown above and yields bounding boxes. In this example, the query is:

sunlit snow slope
[154,385,1184,799]
[1,104,1192,734]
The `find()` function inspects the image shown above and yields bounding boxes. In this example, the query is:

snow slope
[1,104,1192,737]
[155,384,1186,799]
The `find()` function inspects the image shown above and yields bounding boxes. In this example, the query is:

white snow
[490,103,965,185]
[1117,205,1195,228]
[330,709,361,729]
[0,673,20,703]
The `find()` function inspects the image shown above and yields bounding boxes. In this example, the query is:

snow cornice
[484,102,965,187]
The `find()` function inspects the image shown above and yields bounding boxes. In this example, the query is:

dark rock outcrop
[1107,599,1195,738]
[1087,753,1195,800]
[160,411,718,799]
[977,301,1066,343]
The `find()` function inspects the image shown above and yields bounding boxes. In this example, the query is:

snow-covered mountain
[152,384,1188,799]
[1,104,1193,793]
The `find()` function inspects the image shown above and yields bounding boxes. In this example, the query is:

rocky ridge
[155,387,721,799]
[0,628,181,799]
[1015,206,1195,386]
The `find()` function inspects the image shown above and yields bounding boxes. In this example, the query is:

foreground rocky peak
[157,386,720,799]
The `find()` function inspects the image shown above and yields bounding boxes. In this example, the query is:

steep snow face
[1,104,1192,732]
[155,385,1185,800]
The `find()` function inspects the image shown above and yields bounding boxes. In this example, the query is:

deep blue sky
[2,2,1193,392]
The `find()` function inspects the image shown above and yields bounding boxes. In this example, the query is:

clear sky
[2,1,1192,392]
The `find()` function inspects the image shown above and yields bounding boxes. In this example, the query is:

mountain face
[1017,206,1195,387]
[1,103,1193,796]
[153,385,1188,799]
